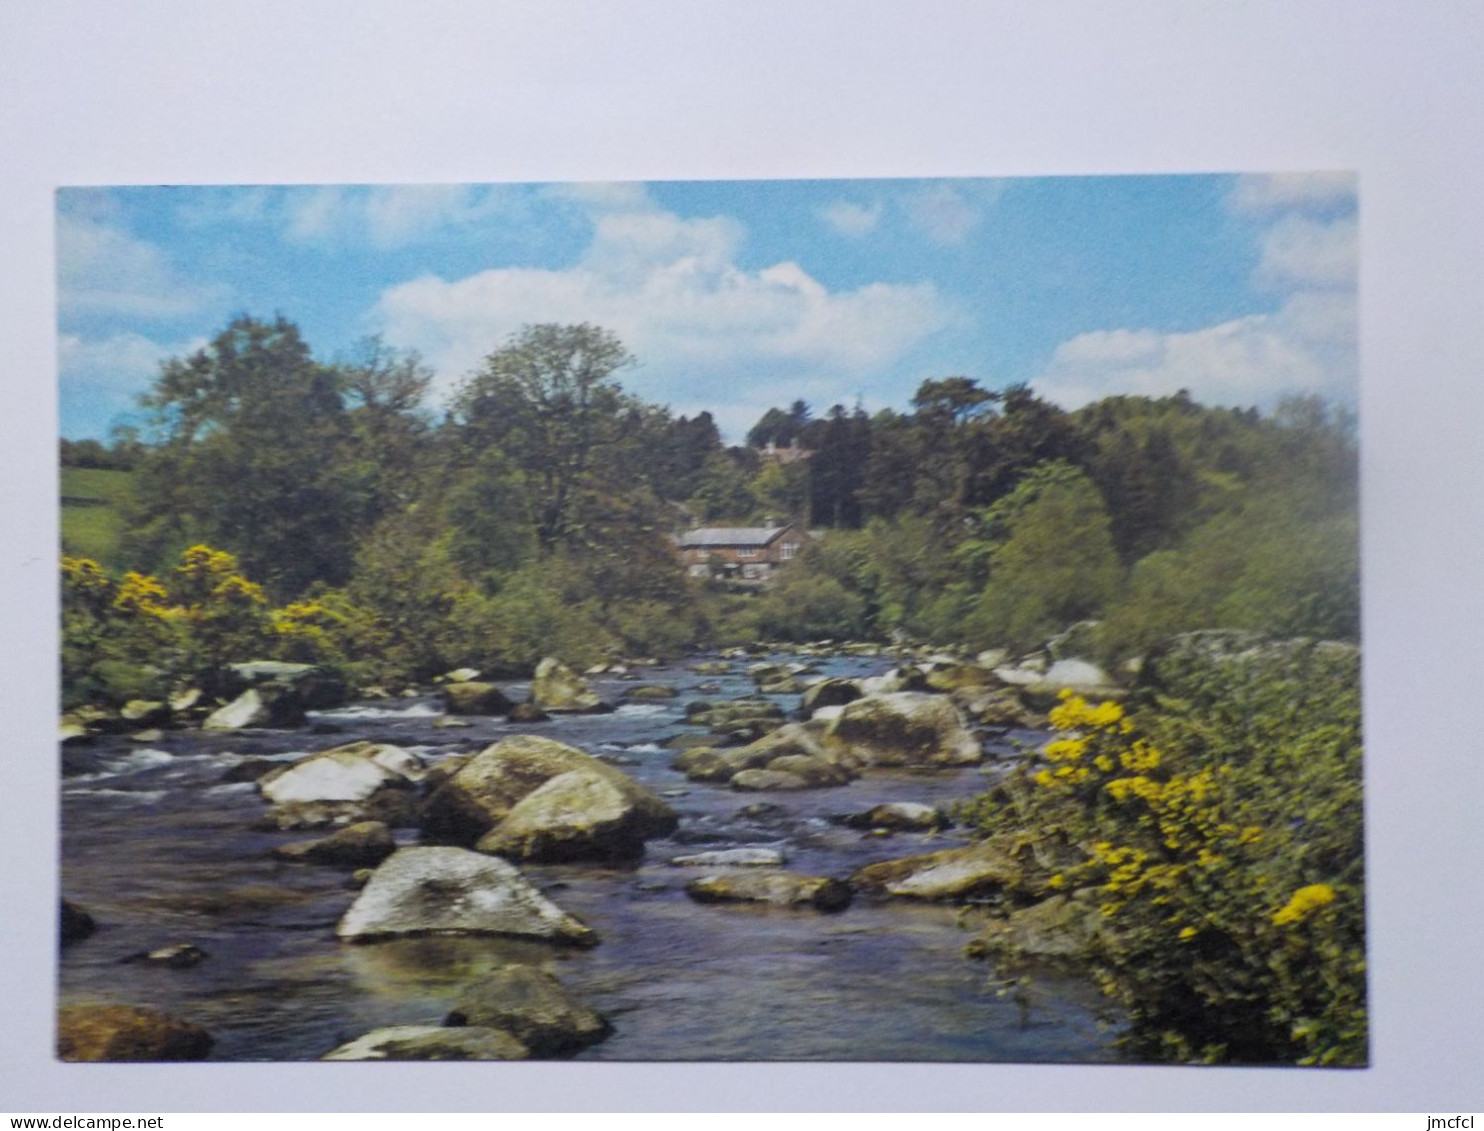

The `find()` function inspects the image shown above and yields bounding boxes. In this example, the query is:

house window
[737,548,757,559]
[780,541,799,560]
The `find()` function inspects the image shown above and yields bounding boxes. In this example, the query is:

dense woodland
[61,314,1357,703]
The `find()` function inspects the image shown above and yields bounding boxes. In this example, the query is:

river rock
[120,699,171,727]
[851,836,1027,900]
[444,965,612,1056]
[859,665,930,696]
[202,686,305,730]
[57,1005,213,1062]
[950,685,1042,728]
[763,754,853,787]
[821,692,982,767]
[507,702,551,723]
[669,847,787,867]
[799,677,863,716]
[323,1025,528,1061]
[122,942,209,968]
[475,770,672,862]
[441,681,514,716]
[965,893,1106,962]
[223,660,349,710]
[61,898,96,945]
[686,870,852,912]
[271,820,396,867]
[530,657,610,714]
[623,684,678,701]
[336,846,597,945]
[691,660,730,674]
[441,667,483,684]
[421,734,676,851]
[259,741,425,805]
[842,802,950,832]
[922,663,1000,695]
[729,768,810,791]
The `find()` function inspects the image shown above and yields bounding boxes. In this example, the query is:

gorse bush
[961,641,1365,1065]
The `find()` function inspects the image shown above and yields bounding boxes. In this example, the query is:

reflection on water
[59,651,1123,1062]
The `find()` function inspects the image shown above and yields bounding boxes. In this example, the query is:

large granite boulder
[57,1005,213,1062]
[530,657,610,714]
[821,692,982,767]
[686,870,852,912]
[851,836,1027,901]
[420,735,676,856]
[475,770,670,862]
[444,965,612,1057]
[336,846,597,945]
[259,741,425,806]
[322,1025,528,1061]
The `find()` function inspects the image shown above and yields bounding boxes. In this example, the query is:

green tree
[963,461,1122,651]
[454,323,637,552]
[125,315,356,599]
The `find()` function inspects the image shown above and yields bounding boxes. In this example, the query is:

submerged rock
[444,965,612,1057]
[799,677,864,716]
[57,1005,213,1062]
[686,870,852,912]
[530,657,610,714]
[335,846,597,946]
[121,942,209,969]
[669,847,786,867]
[271,820,397,867]
[323,1025,528,1061]
[729,768,810,792]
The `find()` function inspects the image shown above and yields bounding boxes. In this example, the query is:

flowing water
[58,651,1123,1062]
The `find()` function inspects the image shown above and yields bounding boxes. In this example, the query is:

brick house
[674,523,811,583]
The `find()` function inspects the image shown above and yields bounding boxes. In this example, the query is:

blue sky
[57,172,1356,442]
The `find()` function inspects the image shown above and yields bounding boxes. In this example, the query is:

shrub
[961,641,1365,1066]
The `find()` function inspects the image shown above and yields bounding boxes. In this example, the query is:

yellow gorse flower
[1272,883,1337,926]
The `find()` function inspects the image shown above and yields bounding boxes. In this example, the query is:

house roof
[675,525,798,548]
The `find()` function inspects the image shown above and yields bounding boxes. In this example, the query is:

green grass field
[61,467,134,570]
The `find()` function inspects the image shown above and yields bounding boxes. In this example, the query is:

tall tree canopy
[126,315,358,599]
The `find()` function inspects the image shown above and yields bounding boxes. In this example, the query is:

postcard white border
[4,0,1482,1112]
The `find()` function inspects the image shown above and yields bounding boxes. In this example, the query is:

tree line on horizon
[60,314,1358,700]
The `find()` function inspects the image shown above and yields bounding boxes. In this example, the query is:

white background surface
[2,0,1481,1113]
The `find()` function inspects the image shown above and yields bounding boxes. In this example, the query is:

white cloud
[372,203,953,405]
[905,183,982,245]
[1256,215,1357,291]
[819,199,883,238]
[59,330,205,393]
[277,184,530,249]
[1032,173,1357,412]
[1033,290,1356,411]
[1229,172,1356,215]
[57,214,224,320]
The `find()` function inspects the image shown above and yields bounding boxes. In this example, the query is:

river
[59,649,1123,1062]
